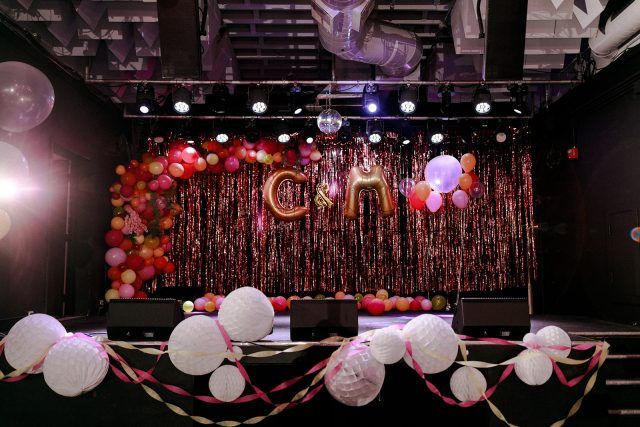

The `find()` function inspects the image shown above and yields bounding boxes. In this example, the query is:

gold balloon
[458,173,473,190]
[263,168,310,221]
[314,183,334,208]
[460,153,476,173]
[344,165,395,220]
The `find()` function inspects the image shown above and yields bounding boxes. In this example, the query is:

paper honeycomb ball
[536,326,572,359]
[515,349,553,386]
[43,335,109,397]
[402,314,459,374]
[168,315,227,376]
[370,327,406,365]
[449,366,487,402]
[208,364,246,402]
[5,314,67,374]
[218,287,274,342]
[325,341,385,407]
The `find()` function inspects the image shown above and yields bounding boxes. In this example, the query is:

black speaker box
[290,300,358,341]
[107,298,183,340]
[483,0,528,80]
[157,0,202,78]
[452,298,530,339]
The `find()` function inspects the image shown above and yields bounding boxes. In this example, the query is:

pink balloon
[421,299,433,311]
[194,297,207,311]
[224,156,240,173]
[215,296,225,310]
[168,163,185,178]
[138,265,156,281]
[299,157,310,166]
[426,191,443,213]
[157,174,173,190]
[105,248,127,267]
[168,149,182,164]
[118,283,135,298]
[181,147,198,164]
[155,156,168,170]
[298,144,312,157]
[148,180,159,191]
[452,190,469,209]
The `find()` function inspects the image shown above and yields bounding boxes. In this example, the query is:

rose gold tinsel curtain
[160,132,536,295]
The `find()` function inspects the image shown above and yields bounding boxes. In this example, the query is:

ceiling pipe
[86,79,579,85]
[124,113,530,120]
[589,0,640,69]
[311,0,422,77]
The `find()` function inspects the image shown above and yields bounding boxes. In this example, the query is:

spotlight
[136,84,155,114]
[302,119,316,144]
[366,119,384,144]
[172,86,191,114]
[215,129,229,144]
[472,85,492,115]
[290,85,304,115]
[494,123,509,142]
[363,83,379,114]
[206,84,229,114]
[509,84,528,115]
[248,86,268,114]
[439,84,452,114]
[398,85,418,115]
[245,120,260,143]
[338,119,352,143]
[430,122,444,144]
[399,121,413,146]
[275,120,290,143]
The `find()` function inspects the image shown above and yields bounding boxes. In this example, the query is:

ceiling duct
[589,0,640,69]
[311,0,423,77]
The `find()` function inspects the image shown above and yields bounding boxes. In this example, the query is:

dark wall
[0,22,123,329]
[534,45,640,323]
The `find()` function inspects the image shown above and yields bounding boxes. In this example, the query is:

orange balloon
[287,295,300,310]
[111,217,125,230]
[194,157,207,172]
[460,153,476,173]
[344,165,395,220]
[139,246,154,259]
[335,291,346,299]
[153,247,164,258]
[376,289,389,300]
[111,198,124,207]
[204,293,216,301]
[396,297,410,312]
[458,173,473,190]
[145,236,160,249]
[160,217,173,230]
[413,181,431,202]
[263,168,310,221]
[204,301,216,312]
[383,299,394,312]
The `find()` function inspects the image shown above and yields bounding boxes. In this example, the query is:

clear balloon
[424,155,462,193]
[0,61,55,132]
[469,181,485,199]
[0,141,29,179]
[398,178,416,197]
[317,109,343,134]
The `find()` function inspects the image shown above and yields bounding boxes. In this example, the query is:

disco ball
[317,109,342,134]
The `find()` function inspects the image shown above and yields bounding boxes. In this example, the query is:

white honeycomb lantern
[402,314,459,374]
[168,315,227,376]
[5,314,67,374]
[449,366,487,402]
[218,287,274,342]
[325,341,385,407]
[536,326,572,359]
[515,349,553,386]
[43,335,109,397]
[370,326,406,364]
[208,364,246,402]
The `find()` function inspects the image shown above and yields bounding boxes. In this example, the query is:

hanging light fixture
[206,84,229,114]
[248,86,268,114]
[399,121,414,146]
[136,84,155,114]
[290,85,304,115]
[274,119,290,143]
[363,83,379,114]
[509,84,528,115]
[439,84,452,114]
[301,119,316,143]
[366,119,384,144]
[429,122,445,144]
[172,86,191,114]
[472,84,492,115]
[398,85,418,115]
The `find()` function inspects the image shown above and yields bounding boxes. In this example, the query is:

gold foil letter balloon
[344,165,395,220]
[263,168,309,221]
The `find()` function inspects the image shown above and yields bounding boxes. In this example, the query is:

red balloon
[207,163,225,174]
[107,266,122,281]
[218,148,229,159]
[468,171,480,182]
[126,254,145,271]
[181,147,198,164]
[132,277,143,290]
[168,149,182,164]
[163,262,175,274]
[409,191,426,210]
[119,239,133,252]
[120,185,134,198]
[272,296,287,312]
[245,150,257,163]
[409,299,422,311]
[154,256,168,270]
[207,141,221,153]
[133,290,148,299]
[224,156,240,173]
[284,149,298,165]
[180,163,195,179]
[105,230,124,247]
[367,299,385,316]
[120,172,136,187]
[142,206,155,220]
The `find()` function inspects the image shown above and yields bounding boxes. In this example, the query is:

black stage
[2,313,639,427]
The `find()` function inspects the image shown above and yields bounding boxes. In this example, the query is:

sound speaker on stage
[107,298,183,340]
[290,299,358,341]
[452,298,530,339]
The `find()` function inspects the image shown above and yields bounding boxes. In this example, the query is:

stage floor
[60,312,640,343]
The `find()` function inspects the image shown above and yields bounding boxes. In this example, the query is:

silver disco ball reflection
[317,109,342,134]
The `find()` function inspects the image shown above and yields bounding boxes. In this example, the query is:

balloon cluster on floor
[104,137,324,300]
[1,288,608,427]
[183,289,448,315]
[399,153,484,211]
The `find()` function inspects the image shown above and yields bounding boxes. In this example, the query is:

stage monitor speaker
[156,0,202,78]
[290,300,358,341]
[452,298,530,339]
[107,298,183,340]
[483,0,528,80]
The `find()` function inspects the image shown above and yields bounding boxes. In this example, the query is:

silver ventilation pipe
[311,0,423,77]
[589,0,640,70]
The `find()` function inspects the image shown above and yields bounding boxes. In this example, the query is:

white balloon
[536,326,572,359]
[168,315,227,376]
[5,314,66,374]
[0,61,55,133]
[0,208,11,241]
[515,349,553,386]
[370,327,406,365]
[424,155,462,193]
[208,365,246,402]
[0,141,29,179]
[43,336,109,397]
[450,366,487,402]
[403,314,459,374]
[218,287,274,342]
[325,341,385,407]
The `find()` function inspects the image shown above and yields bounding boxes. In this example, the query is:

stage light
[494,123,509,142]
[136,84,155,114]
[245,120,260,143]
[399,121,413,146]
[363,83,379,114]
[275,120,290,143]
[366,119,384,144]
[439,84,452,114]
[206,84,229,114]
[248,86,268,114]
[172,86,191,114]
[290,85,304,115]
[473,85,492,115]
[430,122,444,144]
[302,119,316,143]
[338,119,352,143]
[398,85,418,115]
[215,130,229,144]
[509,84,528,115]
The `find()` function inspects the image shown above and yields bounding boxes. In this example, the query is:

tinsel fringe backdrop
[159,131,536,295]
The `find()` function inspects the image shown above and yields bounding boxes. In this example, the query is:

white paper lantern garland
[168,315,227,376]
[514,349,553,386]
[370,326,406,365]
[536,326,572,359]
[209,365,246,402]
[218,287,275,342]
[403,314,459,374]
[450,366,487,402]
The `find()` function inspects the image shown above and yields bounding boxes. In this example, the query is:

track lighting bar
[88,79,578,86]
